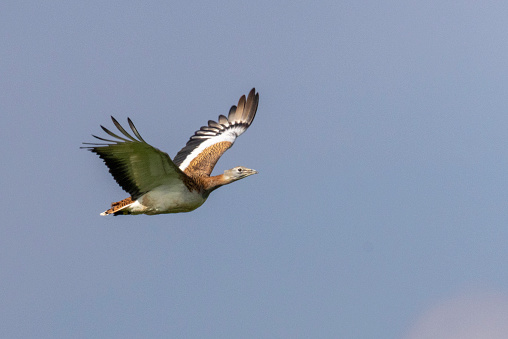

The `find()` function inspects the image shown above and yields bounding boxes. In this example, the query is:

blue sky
[2,1,508,338]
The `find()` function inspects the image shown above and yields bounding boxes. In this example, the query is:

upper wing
[173,88,259,176]
[82,117,186,199]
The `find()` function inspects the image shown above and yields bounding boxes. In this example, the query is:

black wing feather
[173,88,259,168]
[82,117,185,199]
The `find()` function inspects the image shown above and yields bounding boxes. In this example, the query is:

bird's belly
[138,185,206,214]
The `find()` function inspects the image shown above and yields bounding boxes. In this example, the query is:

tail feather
[101,197,134,216]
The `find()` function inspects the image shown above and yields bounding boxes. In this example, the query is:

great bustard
[82,88,259,216]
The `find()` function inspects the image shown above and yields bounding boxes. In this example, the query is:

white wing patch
[173,88,259,174]
[178,128,241,171]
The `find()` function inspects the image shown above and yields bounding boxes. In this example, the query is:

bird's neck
[200,174,233,192]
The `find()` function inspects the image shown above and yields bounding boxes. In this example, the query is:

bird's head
[223,166,258,182]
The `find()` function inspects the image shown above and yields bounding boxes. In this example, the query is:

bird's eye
[238,168,242,172]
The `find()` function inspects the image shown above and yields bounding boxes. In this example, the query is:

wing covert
[174,88,259,175]
[82,117,185,199]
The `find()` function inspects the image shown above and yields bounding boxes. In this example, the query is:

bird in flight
[82,88,259,216]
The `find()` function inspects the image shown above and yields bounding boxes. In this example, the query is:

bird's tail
[101,197,134,216]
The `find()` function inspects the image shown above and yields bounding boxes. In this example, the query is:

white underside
[127,184,207,215]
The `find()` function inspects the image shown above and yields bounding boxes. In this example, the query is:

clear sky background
[2,1,508,338]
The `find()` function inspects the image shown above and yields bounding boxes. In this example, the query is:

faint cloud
[404,289,508,339]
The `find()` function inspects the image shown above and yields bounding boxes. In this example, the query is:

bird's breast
[139,184,207,214]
